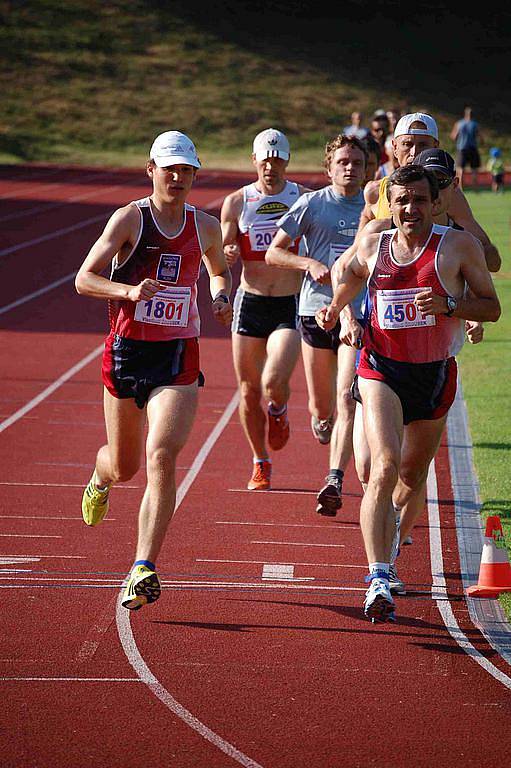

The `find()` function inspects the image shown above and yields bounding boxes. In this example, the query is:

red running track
[0,164,510,768]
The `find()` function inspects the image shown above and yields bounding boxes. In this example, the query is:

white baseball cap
[150,130,201,168]
[253,128,290,162]
[394,112,438,140]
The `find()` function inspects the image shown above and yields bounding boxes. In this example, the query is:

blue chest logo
[157,253,181,283]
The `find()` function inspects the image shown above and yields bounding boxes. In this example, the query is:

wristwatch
[214,293,229,304]
[445,296,457,317]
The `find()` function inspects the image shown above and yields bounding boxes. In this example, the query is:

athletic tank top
[375,176,391,220]
[238,181,301,261]
[108,197,202,341]
[363,224,465,363]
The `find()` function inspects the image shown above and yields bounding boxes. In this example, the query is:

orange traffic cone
[466,515,511,598]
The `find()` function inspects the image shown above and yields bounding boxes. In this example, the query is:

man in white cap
[220,128,310,491]
[76,130,232,610]
[357,112,500,271]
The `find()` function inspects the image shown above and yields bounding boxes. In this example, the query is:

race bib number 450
[376,287,435,330]
[134,286,191,327]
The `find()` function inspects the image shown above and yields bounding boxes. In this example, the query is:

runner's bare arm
[198,210,233,326]
[415,231,501,322]
[266,228,331,284]
[75,204,166,301]
[316,236,373,330]
[220,190,243,266]
[448,186,501,271]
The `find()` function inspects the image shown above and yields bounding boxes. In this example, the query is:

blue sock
[134,559,155,571]
[268,401,286,416]
[328,469,344,482]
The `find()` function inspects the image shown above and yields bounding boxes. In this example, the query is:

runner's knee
[239,380,262,408]
[336,386,356,420]
[146,445,180,478]
[109,459,140,484]
[369,455,399,494]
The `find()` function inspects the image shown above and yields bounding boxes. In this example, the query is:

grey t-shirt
[276,185,366,316]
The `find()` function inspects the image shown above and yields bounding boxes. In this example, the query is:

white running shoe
[388,563,406,594]
[311,415,334,445]
[364,577,395,623]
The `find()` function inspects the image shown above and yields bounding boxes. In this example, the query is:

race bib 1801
[376,287,436,330]
[134,286,191,327]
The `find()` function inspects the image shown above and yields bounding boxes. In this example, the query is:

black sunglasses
[435,174,453,190]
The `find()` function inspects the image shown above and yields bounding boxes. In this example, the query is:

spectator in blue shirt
[450,106,481,189]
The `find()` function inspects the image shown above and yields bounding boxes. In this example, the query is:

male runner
[316,164,500,622]
[358,112,500,272]
[221,129,309,491]
[266,134,367,515]
[334,149,484,593]
[76,130,232,610]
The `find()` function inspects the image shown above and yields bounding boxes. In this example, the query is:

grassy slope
[1,1,511,167]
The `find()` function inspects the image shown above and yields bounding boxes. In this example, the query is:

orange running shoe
[268,405,290,451]
[247,459,272,490]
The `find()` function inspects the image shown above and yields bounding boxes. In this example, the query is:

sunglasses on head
[435,174,453,190]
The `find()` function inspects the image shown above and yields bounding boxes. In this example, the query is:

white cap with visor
[393,112,438,140]
[150,130,201,168]
[253,128,290,162]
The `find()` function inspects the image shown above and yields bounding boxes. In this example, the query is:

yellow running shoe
[81,471,110,526]
[121,565,161,611]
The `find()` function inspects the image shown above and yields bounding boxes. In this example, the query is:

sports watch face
[446,296,457,315]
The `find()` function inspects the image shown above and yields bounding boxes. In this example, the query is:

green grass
[459,191,511,616]
[1,1,510,166]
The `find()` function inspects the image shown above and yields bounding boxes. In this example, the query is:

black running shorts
[232,288,298,338]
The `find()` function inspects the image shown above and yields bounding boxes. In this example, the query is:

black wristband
[214,293,229,304]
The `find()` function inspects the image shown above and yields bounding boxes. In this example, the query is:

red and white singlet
[238,181,301,261]
[362,224,465,363]
[108,197,203,341]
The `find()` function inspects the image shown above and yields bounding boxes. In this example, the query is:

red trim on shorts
[431,356,457,420]
[173,337,200,386]
[101,332,116,396]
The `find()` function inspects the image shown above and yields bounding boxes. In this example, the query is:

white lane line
[229,488,317,496]
[197,558,366,569]
[175,391,240,510]
[261,564,313,582]
[0,677,141,682]
[117,390,267,768]
[0,272,77,315]
[251,540,345,548]
[0,169,120,201]
[0,191,224,314]
[447,385,511,664]
[0,344,103,434]
[215,521,357,530]
[0,554,84,560]
[0,516,115,521]
[0,534,61,538]
[0,579,367,593]
[0,183,125,223]
[0,213,109,258]
[0,482,138,489]
[427,461,511,690]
